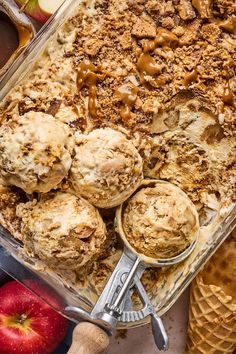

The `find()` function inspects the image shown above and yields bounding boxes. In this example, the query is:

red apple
[0,280,68,354]
[14,0,65,24]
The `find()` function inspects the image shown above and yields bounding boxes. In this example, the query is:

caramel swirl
[223,81,235,107]
[115,84,139,121]
[201,122,224,144]
[143,28,178,53]
[0,12,32,71]
[219,18,236,35]
[77,60,106,118]
[192,0,212,18]
[183,68,198,87]
[137,53,166,87]
[154,28,179,48]
[223,59,236,69]
[137,53,162,79]
[137,28,177,86]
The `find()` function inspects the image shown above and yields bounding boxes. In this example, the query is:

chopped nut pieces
[177,0,196,20]
[131,16,156,38]
[84,38,104,57]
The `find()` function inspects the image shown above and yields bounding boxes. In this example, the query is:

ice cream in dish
[70,128,143,208]
[120,180,199,260]
[0,0,234,318]
[0,111,74,194]
[16,191,107,270]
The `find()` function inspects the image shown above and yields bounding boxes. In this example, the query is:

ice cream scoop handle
[67,322,110,354]
[151,313,169,351]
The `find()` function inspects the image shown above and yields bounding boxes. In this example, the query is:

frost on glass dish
[0,0,235,329]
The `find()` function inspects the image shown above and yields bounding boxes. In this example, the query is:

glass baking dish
[0,0,35,78]
[0,0,235,329]
[0,0,69,84]
[0,0,73,96]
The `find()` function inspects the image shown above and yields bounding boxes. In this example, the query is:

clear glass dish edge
[0,0,82,98]
[0,0,235,328]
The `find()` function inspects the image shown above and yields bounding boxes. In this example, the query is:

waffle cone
[186,233,236,354]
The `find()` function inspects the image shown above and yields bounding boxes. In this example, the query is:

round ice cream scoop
[121,180,199,260]
[0,111,75,194]
[16,191,107,270]
[105,180,199,349]
[66,180,199,353]
[109,180,199,317]
[69,128,143,208]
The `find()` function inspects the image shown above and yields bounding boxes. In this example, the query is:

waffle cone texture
[186,232,236,354]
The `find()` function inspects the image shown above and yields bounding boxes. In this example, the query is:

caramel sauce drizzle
[0,11,33,72]
[115,84,139,121]
[76,59,107,118]
[222,81,235,107]
[192,1,235,35]
[144,28,179,51]
[201,122,224,144]
[218,18,236,35]
[192,0,212,18]
[137,53,162,83]
[183,68,198,87]
[17,24,32,48]
[223,59,236,69]
[137,28,178,86]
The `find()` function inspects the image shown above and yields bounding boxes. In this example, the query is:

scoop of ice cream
[16,192,107,270]
[145,131,214,200]
[122,181,199,259]
[0,111,75,194]
[70,128,143,208]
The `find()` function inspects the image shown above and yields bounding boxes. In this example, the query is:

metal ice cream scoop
[66,180,199,354]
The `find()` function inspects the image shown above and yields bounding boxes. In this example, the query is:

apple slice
[14,0,64,24]
[38,0,64,17]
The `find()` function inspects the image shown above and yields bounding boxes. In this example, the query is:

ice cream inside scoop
[122,182,199,259]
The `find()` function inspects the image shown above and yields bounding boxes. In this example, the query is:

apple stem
[17,314,27,324]
[19,0,31,13]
